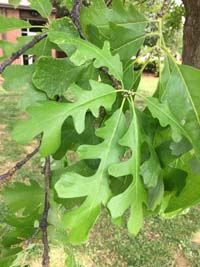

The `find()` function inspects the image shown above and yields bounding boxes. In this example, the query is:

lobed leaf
[108,103,147,235]
[55,107,127,243]
[33,57,89,98]
[147,63,200,159]
[12,81,116,156]
[2,64,47,110]
[81,0,147,60]
[48,31,123,82]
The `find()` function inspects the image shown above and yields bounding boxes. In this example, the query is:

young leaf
[108,102,147,235]
[12,81,116,156]
[0,15,31,33]
[48,31,123,82]
[55,106,127,244]
[29,0,52,19]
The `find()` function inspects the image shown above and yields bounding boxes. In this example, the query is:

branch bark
[40,156,51,267]
[0,32,47,74]
[70,0,85,39]
[157,0,171,18]
[182,0,200,68]
[0,146,39,185]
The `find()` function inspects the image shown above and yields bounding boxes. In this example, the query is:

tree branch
[70,0,85,39]
[0,146,40,185]
[0,32,47,74]
[40,156,51,267]
[157,0,171,18]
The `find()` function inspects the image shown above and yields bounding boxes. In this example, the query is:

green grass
[1,77,200,267]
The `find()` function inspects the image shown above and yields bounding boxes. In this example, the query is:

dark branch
[0,32,47,74]
[70,0,85,39]
[40,156,51,267]
[106,0,112,7]
[157,0,171,18]
[0,146,39,185]
[100,67,121,90]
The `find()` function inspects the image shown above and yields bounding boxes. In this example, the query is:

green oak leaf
[48,31,123,82]
[50,16,78,36]
[157,56,175,97]
[0,248,22,267]
[33,57,88,98]
[0,14,31,33]
[29,0,52,18]
[108,103,147,236]
[3,180,43,215]
[50,17,79,56]
[81,0,147,60]
[146,63,200,159]
[86,23,146,61]
[53,114,99,160]
[55,107,127,244]
[80,0,147,37]
[141,145,162,188]
[2,64,47,110]
[12,81,116,156]
[165,154,200,215]
[109,23,146,60]
[147,178,164,210]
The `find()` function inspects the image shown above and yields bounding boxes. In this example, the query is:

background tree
[182,0,200,68]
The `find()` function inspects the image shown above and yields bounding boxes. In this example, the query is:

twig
[157,0,171,18]
[106,0,112,7]
[70,0,85,39]
[0,32,47,74]
[0,146,40,184]
[40,156,51,267]
[24,227,40,247]
[100,67,121,90]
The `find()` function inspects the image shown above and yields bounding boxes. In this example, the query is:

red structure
[0,0,55,65]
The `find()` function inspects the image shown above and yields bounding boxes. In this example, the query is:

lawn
[0,76,200,267]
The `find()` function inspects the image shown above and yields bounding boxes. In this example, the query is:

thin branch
[24,228,40,247]
[0,32,47,74]
[40,156,51,267]
[0,146,40,185]
[106,0,112,7]
[100,67,121,90]
[157,0,171,18]
[70,0,85,39]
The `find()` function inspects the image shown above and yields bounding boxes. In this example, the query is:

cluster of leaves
[1,0,200,266]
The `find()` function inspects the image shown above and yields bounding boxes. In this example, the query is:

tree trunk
[182,0,200,68]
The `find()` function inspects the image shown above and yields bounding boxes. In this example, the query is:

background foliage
[0,0,200,266]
